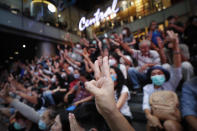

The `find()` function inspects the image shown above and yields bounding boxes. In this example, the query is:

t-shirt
[114,85,133,118]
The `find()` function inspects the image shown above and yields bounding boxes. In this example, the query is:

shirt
[114,85,133,118]
[132,50,161,72]
[181,77,197,117]
[143,67,182,110]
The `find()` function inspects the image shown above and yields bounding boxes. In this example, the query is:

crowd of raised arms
[0,15,197,131]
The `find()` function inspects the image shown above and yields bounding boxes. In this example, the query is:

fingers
[85,80,100,96]
[69,113,84,131]
[101,56,110,78]
[157,122,163,129]
[94,60,101,80]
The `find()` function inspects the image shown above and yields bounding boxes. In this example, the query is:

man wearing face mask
[119,39,161,92]
[143,31,182,131]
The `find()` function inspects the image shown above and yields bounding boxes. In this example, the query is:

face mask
[122,30,127,35]
[51,77,56,83]
[110,35,115,39]
[14,122,24,130]
[68,67,74,74]
[111,74,117,82]
[74,74,80,79]
[76,44,81,49]
[151,75,166,86]
[109,59,117,66]
[38,120,47,130]
[103,39,107,44]
[92,40,97,44]
[61,73,66,78]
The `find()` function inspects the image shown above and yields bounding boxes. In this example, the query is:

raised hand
[85,56,116,115]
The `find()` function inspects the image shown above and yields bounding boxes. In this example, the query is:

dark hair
[74,101,108,130]
[167,15,176,21]
[15,111,26,120]
[111,66,125,98]
[59,111,70,131]
[59,102,108,131]
[123,27,131,37]
[146,66,170,83]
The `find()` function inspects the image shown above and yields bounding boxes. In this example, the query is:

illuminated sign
[78,0,119,31]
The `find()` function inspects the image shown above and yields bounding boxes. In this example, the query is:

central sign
[78,0,119,31]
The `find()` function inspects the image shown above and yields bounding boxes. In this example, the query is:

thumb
[85,81,100,96]
[158,122,163,129]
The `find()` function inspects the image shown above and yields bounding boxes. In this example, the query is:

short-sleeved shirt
[143,67,182,110]
[123,34,134,43]
[114,85,133,118]
[181,77,197,117]
[132,50,161,72]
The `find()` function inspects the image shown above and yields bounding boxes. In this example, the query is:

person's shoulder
[143,84,154,91]
[150,50,159,56]
[121,85,129,93]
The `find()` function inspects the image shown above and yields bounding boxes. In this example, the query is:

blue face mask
[14,122,23,130]
[103,39,107,44]
[111,74,117,82]
[92,40,97,44]
[151,75,166,86]
[110,35,115,39]
[38,120,47,130]
[74,74,80,79]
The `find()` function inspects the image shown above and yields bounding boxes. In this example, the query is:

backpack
[149,91,181,121]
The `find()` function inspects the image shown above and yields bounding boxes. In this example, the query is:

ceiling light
[48,3,56,13]
[23,44,26,48]
[9,57,13,60]
[58,14,61,18]
[14,51,19,55]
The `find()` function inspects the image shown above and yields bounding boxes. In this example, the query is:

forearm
[10,99,40,123]
[103,109,135,131]
[158,49,167,64]
[185,116,197,130]
[173,43,181,68]
[144,109,152,119]
[120,55,132,66]
[18,92,38,105]
[75,95,93,104]
[119,42,134,55]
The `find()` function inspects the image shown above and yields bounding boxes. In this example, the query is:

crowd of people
[0,15,196,131]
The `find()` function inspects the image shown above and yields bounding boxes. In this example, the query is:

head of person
[51,102,108,131]
[73,69,80,80]
[167,15,176,25]
[147,66,170,87]
[109,53,119,67]
[103,48,109,57]
[110,66,125,98]
[12,112,27,130]
[139,40,151,56]
[122,27,131,37]
[38,109,57,130]
[149,21,158,31]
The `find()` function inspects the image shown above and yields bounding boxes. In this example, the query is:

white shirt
[133,50,161,72]
[119,64,127,79]
[142,67,182,110]
[114,85,133,118]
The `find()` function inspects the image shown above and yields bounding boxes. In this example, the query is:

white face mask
[68,67,74,74]
[76,44,81,49]
[51,77,56,83]
[122,30,127,35]
[61,73,66,78]
[109,59,117,66]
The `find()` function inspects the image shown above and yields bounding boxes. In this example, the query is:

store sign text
[78,0,119,31]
